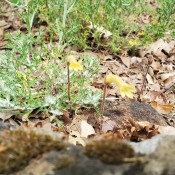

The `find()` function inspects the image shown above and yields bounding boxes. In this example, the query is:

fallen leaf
[102,119,117,133]
[80,120,95,138]
[164,75,175,87]
[151,102,174,114]
[146,74,154,84]
[150,84,161,91]
[149,91,167,104]
[120,56,131,68]
[151,61,161,70]
[149,39,171,58]
[68,130,85,146]
[0,108,21,121]
[160,72,175,81]
[131,56,142,64]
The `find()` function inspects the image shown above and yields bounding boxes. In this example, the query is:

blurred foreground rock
[0,122,174,175]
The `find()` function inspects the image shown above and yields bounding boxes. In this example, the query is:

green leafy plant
[1,30,101,123]
[1,0,175,124]
[6,0,175,53]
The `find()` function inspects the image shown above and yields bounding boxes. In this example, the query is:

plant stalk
[101,81,107,117]
[67,62,72,111]
[137,55,153,101]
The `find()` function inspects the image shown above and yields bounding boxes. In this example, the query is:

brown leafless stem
[67,62,72,111]
[101,81,107,117]
[137,56,153,102]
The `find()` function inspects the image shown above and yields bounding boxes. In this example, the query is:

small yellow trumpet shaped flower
[106,74,124,88]
[119,83,136,99]
[105,74,136,99]
[66,55,83,71]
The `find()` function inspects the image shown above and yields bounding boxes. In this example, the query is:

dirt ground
[0,0,175,174]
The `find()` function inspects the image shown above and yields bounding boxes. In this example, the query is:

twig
[101,80,107,116]
[162,82,175,93]
[101,97,120,100]
[137,55,153,102]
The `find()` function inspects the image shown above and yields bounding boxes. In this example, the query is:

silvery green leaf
[0,97,15,108]
[44,95,57,106]
[49,109,63,116]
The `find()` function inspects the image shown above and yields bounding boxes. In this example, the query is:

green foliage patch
[0,0,174,123]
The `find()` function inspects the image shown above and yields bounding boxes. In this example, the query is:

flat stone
[103,101,167,126]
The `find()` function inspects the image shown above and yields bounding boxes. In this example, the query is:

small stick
[137,55,153,102]
[101,79,107,117]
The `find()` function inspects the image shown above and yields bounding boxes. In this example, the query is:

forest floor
[0,0,175,174]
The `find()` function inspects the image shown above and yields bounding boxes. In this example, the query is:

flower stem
[101,80,107,117]
[137,55,153,101]
[67,62,72,111]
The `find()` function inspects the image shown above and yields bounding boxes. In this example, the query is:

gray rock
[0,121,14,131]
[130,135,164,155]
[6,130,175,175]
[144,135,175,175]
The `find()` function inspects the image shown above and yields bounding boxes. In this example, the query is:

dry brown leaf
[151,61,161,70]
[100,66,109,73]
[160,72,175,81]
[151,101,174,114]
[131,56,142,64]
[149,91,167,104]
[80,120,95,138]
[146,73,154,84]
[120,56,131,68]
[102,119,117,133]
[0,28,4,40]
[147,127,159,138]
[149,39,171,58]
[150,84,161,91]
[68,130,86,146]
[137,121,152,128]
[148,67,154,77]
[107,87,118,96]
[164,75,175,87]
[0,110,19,121]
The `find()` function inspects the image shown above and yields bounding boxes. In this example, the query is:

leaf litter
[0,1,175,173]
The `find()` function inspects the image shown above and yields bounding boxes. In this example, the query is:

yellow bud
[106,74,125,87]
[66,55,83,71]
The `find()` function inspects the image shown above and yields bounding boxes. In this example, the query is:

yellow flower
[22,80,28,88]
[66,55,83,71]
[106,74,124,87]
[129,39,137,46]
[138,31,145,36]
[106,74,136,99]
[119,83,137,99]
[17,72,22,79]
